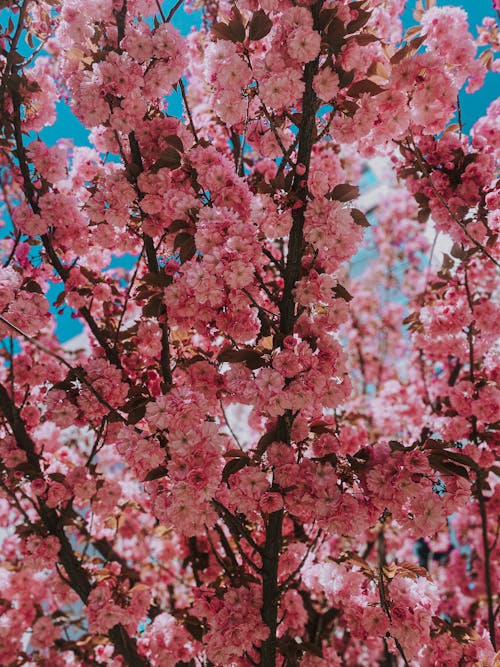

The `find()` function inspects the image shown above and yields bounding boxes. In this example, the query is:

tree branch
[260,5,323,665]
[7,84,122,368]
[127,131,173,388]
[0,381,149,666]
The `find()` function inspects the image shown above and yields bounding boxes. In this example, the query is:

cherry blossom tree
[0,0,498,665]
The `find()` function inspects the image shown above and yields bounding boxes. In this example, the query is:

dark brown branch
[155,0,166,22]
[212,499,263,554]
[278,66,319,336]
[275,134,300,182]
[114,0,128,46]
[179,78,199,144]
[461,267,496,648]
[108,625,148,667]
[213,524,239,572]
[8,85,122,368]
[231,130,243,176]
[476,473,497,651]
[0,0,30,117]
[262,246,284,274]
[216,521,261,574]
[0,177,22,268]
[0,381,148,666]
[113,248,144,349]
[166,0,184,23]
[377,529,391,620]
[0,477,34,525]
[127,131,173,388]
[377,528,410,667]
[260,6,323,666]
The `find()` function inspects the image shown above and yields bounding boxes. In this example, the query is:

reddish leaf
[351,208,370,227]
[337,68,355,89]
[347,79,385,97]
[318,8,337,31]
[126,406,145,424]
[324,16,346,52]
[169,219,190,233]
[212,9,245,43]
[22,278,43,294]
[391,35,426,64]
[142,294,164,318]
[144,466,169,482]
[254,430,277,459]
[329,183,360,202]
[351,33,380,45]
[217,347,266,370]
[151,147,181,172]
[222,457,249,485]
[164,134,184,153]
[332,284,354,302]
[428,454,470,480]
[248,10,273,41]
[346,8,372,34]
[174,232,196,263]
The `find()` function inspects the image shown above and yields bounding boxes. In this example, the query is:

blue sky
[40,2,498,149]
[8,2,498,341]
[401,1,498,132]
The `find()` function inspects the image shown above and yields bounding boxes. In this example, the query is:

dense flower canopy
[0,0,499,665]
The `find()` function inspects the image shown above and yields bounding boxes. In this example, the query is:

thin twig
[408,138,499,268]
[155,0,166,22]
[0,477,34,525]
[279,528,322,592]
[237,95,251,176]
[456,94,463,139]
[212,499,263,554]
[166,0,184,23]
[0,315,127,423]
[219,400,243,450]
[113,248,144,350]
[179,78,199,144]
[476,472,497,650]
